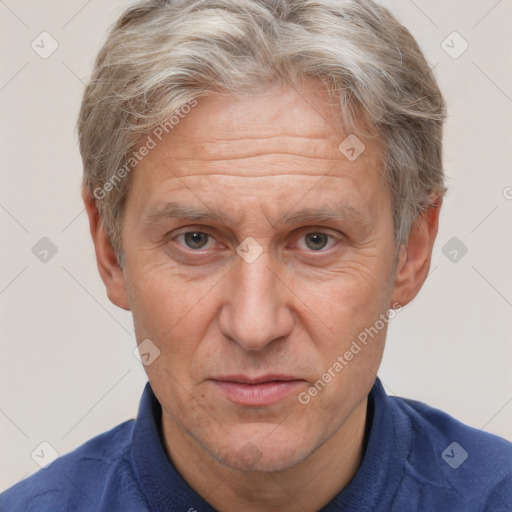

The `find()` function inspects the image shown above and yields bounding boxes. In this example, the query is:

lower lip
[212,380,305,406]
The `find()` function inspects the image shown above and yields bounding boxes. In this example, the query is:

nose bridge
[218,252,293,351]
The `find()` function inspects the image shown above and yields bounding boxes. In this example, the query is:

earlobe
[391,199,442,308]
[82,188,131,311]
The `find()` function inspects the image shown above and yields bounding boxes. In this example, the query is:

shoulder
[390,394,512,510]
[0,420,145,512]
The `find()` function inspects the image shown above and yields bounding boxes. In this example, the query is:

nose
[218,251,294,351]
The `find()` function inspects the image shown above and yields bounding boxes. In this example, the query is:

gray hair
[78,0,447,260]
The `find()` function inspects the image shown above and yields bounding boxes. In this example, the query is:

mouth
[209,374,307,406]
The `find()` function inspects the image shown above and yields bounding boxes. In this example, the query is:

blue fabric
[1,378,511,511]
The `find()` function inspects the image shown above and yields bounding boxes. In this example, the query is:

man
[1,0,511,510]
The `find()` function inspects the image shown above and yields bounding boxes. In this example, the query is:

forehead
[127,81,388,220]
[165,84,346,167]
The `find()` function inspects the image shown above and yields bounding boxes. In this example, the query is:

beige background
[1,0,511,491]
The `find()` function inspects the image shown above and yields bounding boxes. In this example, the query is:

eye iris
[305,233,328,250]
[184,232,209,249]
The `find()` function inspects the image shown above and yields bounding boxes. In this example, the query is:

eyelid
[294,225,342,238]
[168,226,215,239]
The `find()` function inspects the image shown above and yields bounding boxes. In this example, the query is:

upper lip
[210,374,303,385]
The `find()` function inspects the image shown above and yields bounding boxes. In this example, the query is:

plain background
[1,0,511,491]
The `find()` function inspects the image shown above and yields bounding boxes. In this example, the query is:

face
[115,81,403,472]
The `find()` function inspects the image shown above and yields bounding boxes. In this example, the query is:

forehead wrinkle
[163,128,345,163]
[172,135,339,157]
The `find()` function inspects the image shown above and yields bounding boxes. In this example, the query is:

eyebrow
[143,202,225,224]
[282,205,370,226]
[142,201,372,228]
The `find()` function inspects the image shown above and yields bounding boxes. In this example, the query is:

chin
[205,428,314,473]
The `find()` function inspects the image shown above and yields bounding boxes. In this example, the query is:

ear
[82,188,131,311]
[391,198,442,307]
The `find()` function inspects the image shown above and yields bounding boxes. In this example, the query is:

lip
[210,374,306,406]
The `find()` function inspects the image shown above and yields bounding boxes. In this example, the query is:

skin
[84,80,440,511]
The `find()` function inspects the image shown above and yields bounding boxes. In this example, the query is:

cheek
[126,266,218,367]
[295,257,394,334]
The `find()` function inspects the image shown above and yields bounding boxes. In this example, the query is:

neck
[162,397,368,512]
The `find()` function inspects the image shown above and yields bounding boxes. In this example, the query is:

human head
[79,0,445,476]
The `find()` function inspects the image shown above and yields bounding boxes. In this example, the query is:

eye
[176,231,213,250]
[297,232,336,251]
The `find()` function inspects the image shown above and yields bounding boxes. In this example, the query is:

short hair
[78,0,447,262]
